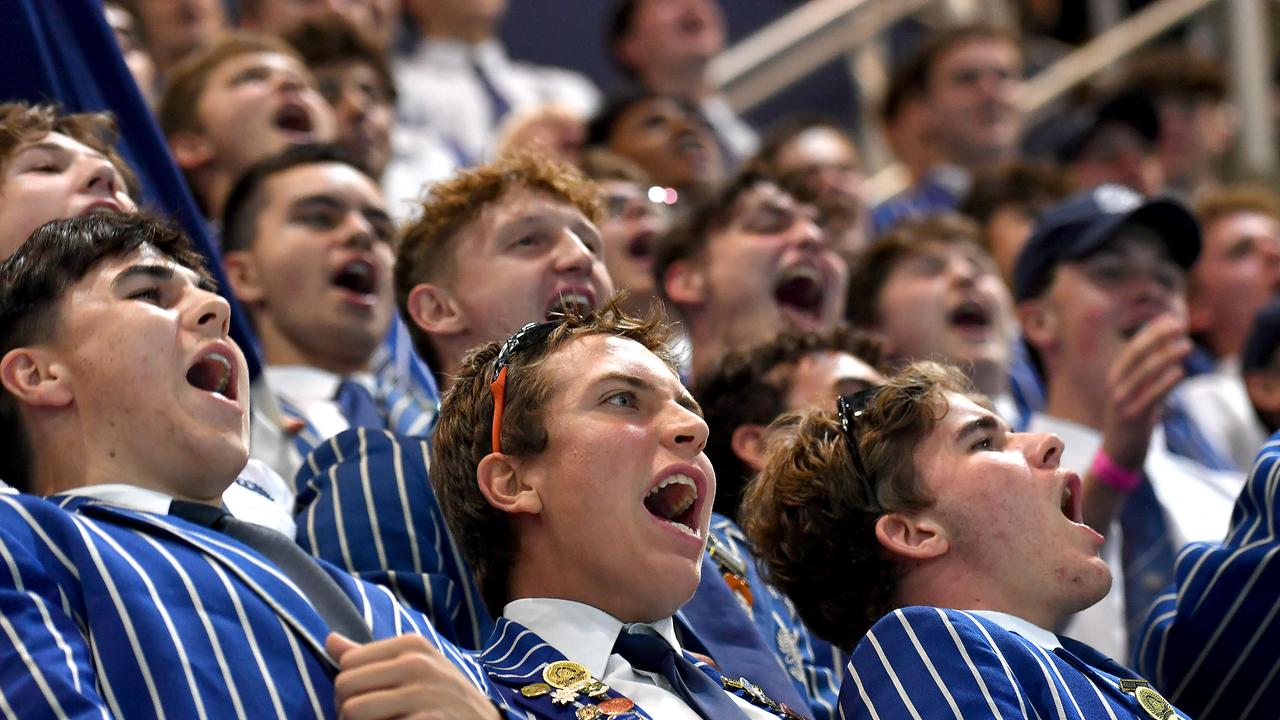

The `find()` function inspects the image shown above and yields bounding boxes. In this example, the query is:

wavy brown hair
[740,361,974,650]
[431,297,674,613]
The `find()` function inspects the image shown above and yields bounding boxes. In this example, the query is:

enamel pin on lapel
[1119,679,1174,720]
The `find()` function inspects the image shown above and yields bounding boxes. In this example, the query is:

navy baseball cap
[1012,184,1201,301]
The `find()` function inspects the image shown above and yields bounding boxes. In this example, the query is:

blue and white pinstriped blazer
[1134,431,1280,718]
[294,428,494,650]
[839,607,1190,719]
[0,492,514,719]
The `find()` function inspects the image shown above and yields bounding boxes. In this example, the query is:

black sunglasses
[836,386,882,511]
[489,320,560,453]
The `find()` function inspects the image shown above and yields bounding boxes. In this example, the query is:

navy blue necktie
[335,379,383,430]
[168,500,373,644]
[471,56,511,128]
[613,624,753,720]
[1118,476,1176,648]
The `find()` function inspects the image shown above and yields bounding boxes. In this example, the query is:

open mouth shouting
[545,287,598,320]
[332,256,379,307]
[186,344,239,404]
[774,264,828,327]
[274,101,315,139]
[947,298,993,337]
[644,466,707,543]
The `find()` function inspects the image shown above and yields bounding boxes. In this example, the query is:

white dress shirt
[265,365,376,443]
[62,473,296,538]
[504,598,776,720]
[394,39,600,165]
[1179,356,1267,471]
[971,610,1063,651]
[700,94,758,164]
[1027,413,1244,660]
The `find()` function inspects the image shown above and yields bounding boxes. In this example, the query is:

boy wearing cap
[1014,184,1244,660]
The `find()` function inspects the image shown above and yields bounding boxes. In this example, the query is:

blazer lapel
[687,651,798,719]
[478,617,657,720]
[72,500,338,670]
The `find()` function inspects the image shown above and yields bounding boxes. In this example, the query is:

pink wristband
[1089,449,1142,493]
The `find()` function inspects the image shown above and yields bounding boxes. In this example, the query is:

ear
[1017,298,1058,353]
[476,453,543,517]
[664,259,708,308]
[406,282,466,336]
[168,132,216,172]
[222,250,266,306]
[0,348,73,409]
[875,511,948,562]
[730,424,768,474]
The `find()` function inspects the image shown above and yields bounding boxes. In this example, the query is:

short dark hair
[0,212,212,489]
[740,361,974,650]
[846,213,984,328]
[430,298,674,612]
[284,17,397,104]
[749,114,854,177]
[606,0,642,75]
[220,143,374,254]
[881,51,930,125]
[693,326,885,520]
[913,23,1019,93]
[959,161,1070,228]
[1123,46,1227,103]
[651,168,779,311]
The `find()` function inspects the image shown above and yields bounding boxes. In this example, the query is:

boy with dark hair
[653,170,847,381]
[159,32,335,219]
[742,362,1191,718]
[0,212,513,719]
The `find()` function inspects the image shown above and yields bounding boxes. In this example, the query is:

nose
[276,68,307,94]
[82,159,120,198]
[665,403,709,457]
[551,226,597,275]
[788,212,825,251]
[948,255,981,287]
[1022,432,1064,469]
[339,210,376,251]
[185,287,232,338]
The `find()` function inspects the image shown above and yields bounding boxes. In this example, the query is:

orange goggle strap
[490,365,509,454]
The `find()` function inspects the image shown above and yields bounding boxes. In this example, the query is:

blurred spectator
[654,171,847,381]
[493,103,586,167]
[880,52,939,189]
[607,0,757,163]
[159,32,337,221]
[239,0,395,49]
[1242,299,1280,434]
[1121,47,1234,199]
[959,160,1070,288]
[0,103,139,261]
[873,24,1023,235]
[396,0,599,166]
[751,116,869,255]
[580,148,669,317]
[104,1,159,107]
[1014,184,1242,659]
[395,154,613,386]
[587,90,723,206]
[1178,186,1280,469]
[121,0,228,77]
[847,213,1019,424]
[1058,88,1164,196]
[286,19,395,184]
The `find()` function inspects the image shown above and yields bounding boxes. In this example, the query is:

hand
[328,633,500,720]
[1100,314,1192,471]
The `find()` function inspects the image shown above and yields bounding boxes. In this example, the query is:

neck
[257,319,372,376]
[193,169,233,223]
[636,62,708,101]
[686,320,728,386]
[897,561,1063,631]
[1043,367,1106,431]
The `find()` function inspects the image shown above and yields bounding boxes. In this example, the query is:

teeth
[547,292,592,317]
[782,265,822,284]
[207,353,232,396]
[648,474,697,497]
[670,521,698,537]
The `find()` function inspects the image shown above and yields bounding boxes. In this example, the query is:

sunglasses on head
[836,386,883,512]
[489,320,561,454]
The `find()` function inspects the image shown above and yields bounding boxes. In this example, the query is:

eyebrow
[594,371,704,418]
[954,414,1004,444]
[20,141,109,164]
[111,262,215,293]
[292,194,393,225]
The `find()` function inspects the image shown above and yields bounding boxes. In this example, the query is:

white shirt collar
[410,38,506,68]
[503,598,682,680]
[970,610,1062,650]
[264,365,374,405]
[59,484,179,515]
